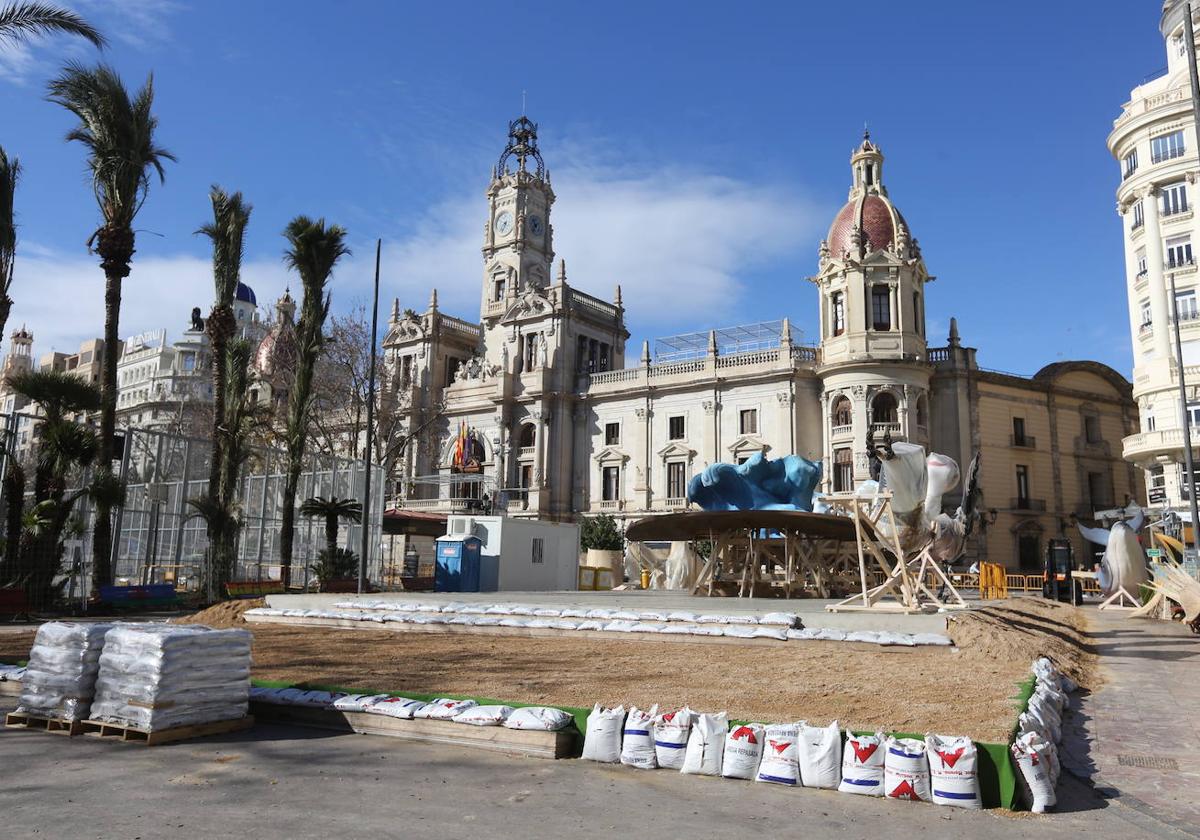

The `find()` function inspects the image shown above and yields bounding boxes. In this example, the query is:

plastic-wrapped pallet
[17,622,113,722]
[88,624,251,731]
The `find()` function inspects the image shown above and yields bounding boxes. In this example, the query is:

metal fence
[3,422,383,597]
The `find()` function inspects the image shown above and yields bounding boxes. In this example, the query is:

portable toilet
[435,535,483,592]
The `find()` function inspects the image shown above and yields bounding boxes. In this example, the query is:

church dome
[254,321,296,378]
[827,194,907,256]
[235,281,257,305]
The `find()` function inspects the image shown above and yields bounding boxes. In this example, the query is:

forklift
[1042,538,1082,605]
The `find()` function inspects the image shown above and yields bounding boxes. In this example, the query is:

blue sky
[0,0,1167,376]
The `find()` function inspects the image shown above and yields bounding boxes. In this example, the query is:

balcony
[830,423,853,439]
[870,422,902,437]
[597,499,624,512]
[518,446,536,459]
[665,497,688,510]
[1010,435,1037,449]
[1011,497,1047,512]
[1122,427,1192,461]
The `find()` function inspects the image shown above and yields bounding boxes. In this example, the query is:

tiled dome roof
[827,194,905,257]
[235,282,257,305]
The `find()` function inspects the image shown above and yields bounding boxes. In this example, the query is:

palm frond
[6,367,101,420]
[299,495,363,523]
[197,185,252,308]
[0,2,106,48]
[46,63,175,229]
[0,145,18,300]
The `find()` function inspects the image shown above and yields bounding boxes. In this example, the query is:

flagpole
[1181,3,1200,557]
[359,239,382,595]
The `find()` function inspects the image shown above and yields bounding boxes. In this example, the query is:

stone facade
[385,118,1140,568]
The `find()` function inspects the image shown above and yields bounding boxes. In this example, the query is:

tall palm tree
[0,147,17,342]
[0,2,104,48]
[279,216,348,587]
[196,186,251,576]
[299,495,362,560]
[47,63,174,593]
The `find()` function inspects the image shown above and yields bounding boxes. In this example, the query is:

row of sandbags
[332,601,802,627]
[249,686,573,731]
[249,607,951,647]
[0,663,28,683]
[16,621,252,731]
[1010,657,1077,813]
[582,705,983,809]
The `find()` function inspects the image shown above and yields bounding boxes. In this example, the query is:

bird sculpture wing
[1076,522,1111,547]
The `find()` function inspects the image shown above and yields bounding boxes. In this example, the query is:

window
[1144,412,1156,432]
[1012,416,1027,446]
[1187,402,1200,427]
[518,424,536,450]
[833,448,853,493]
[1018,533,1041,572]
[445,357,461,386]
[1176,289,1198,321]
[1140,298,1152,327]
[602,466,620,501]
[493,276,505,302]
[667,462,686,499]
[400,355,413,388]
[1136,248,1147,278]
[912,291,921,336]
[1084,414,1102,444]
[1166,236,1193,268]
[668,415,685,440]
[1087,471,1112,509]
[519,463,533,492]
[871,392,898,425]
[531,537,544,564]
[182,353,195,372]
[1132,200,1145,230]
[604,422,620,446]
[831,396,852,427]
[523,333,539,371]
[1152,129,1186,163]
[871,285,891,330]
[1162,182,1189,216]
[1016,465,1030,505]
[1123,148,1139,179]
[577,335,589,373]
[831,292,845,336]
[598,342,611,373]
[739,408,758,435]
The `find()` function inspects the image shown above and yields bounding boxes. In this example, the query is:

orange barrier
[980,563,1008,599]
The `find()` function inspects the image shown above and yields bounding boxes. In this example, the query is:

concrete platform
[265,590,955,634]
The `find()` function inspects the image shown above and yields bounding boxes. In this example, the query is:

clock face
[529,215,544,236]
[495,211,514,236]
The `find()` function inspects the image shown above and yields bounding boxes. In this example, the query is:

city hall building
[382,118,1141,569]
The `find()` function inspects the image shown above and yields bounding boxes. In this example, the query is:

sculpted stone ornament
[189,307,205,332]
[454,354,501,384]
[538,332,549,368]
[818,239,831,266]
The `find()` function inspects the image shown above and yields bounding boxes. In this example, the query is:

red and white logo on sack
[936,747,965,768]
[768,739,792,755]
[731,726,759,745]
[850,739,879,764]
[888,780,922,801]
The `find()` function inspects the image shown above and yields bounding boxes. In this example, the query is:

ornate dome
[827,194,908,257]
[235,281,256,305]
[254,321,297,378]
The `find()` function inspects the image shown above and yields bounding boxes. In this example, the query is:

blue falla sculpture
[686,452,821,512]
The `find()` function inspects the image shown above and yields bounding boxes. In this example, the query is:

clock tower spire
[482,115,555,319]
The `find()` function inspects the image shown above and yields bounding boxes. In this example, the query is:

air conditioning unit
[447,515,474,536]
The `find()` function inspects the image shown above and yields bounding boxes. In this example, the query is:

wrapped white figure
[1076,511,1148,598]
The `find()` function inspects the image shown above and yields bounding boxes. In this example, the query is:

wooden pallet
[0,680,22,697]
[5,711,84,736]
[78,715,254,746]
[250,701,576,759]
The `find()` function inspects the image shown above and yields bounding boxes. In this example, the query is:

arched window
[518,424,536,449]
[871,392,898,425]
[833,448,853,493]
[831,396,852,427]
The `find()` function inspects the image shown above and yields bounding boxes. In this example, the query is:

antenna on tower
[522,90,527,115]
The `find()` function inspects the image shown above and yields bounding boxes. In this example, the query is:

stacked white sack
[17,622,112,721]
[1012,657,1074,812]
[89,624,251,731]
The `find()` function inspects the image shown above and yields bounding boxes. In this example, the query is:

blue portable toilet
[435,535,482,592]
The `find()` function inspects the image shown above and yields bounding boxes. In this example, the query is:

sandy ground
[0,597,1092,742]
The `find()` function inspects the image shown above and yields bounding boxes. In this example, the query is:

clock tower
[481,116,556,319]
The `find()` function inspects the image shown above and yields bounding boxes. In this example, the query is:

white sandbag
[532,608,562,618]
[447,616,476,625]
[459,604,490,615]
[524,619,554,629]
[637,610,668,622]
[695,614,730,624]
[722,625,757,639]
[453,705,514,726]
[485,604,513,615]
[666,611,697,623]
[1035,683,1068,715]
[498,618,528,628]
[414,698,478,720]
[874,631,917,647]
[659,624,699,635]
[724,615,758,625]
[504,706,573,731]
[688,625,725,637]
[798,720,842,789]
[631,622,666,634]
[559,607,589,619]
[756,723,800,786]
[575,620,605,631]
[603,620,638,633]
[509,605,536,616]
[787,628,820,641]
[844,630,882,644]
[331,693,389,712]
[653,707,694,769]
[682,712,728,776]
[1027,694,1062,742]
[1012,731,1056,813]
[722,723,765,780]
[439,602,469,613]
[752,626,788,641]
[884,737,931,802]
[473,616,502,626]
[926,734,981,809]
[758,612,799,627]
[620,705,659,769]
[550,620,580,631]
[17,621,113,722]
[582,704,625,763]
[911,633,953,647]
[365,696,427,719]
[609,610,641,621]
[813,628,848,642]
[585,608,616,620]
[839,731,885,796]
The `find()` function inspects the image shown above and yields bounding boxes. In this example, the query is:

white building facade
[1109,0,1200,515]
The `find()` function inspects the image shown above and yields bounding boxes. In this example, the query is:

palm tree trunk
[325,513,337,559]
[206,329,229,591]
[0,462,23,582]
[279,457,302,588]
[0,296,12,351]
[91,225,133,595]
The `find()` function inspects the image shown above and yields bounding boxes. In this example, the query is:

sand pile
[172,598,266,629]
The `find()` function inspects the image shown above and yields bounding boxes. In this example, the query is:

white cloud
[372,164,819,336]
